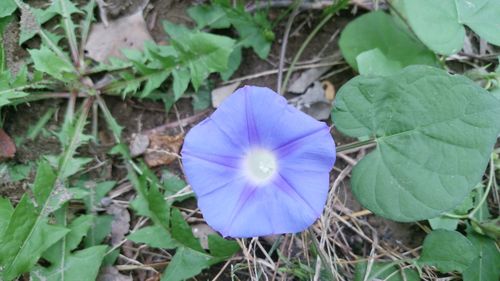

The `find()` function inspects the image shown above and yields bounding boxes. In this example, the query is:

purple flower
[181,86,336,238]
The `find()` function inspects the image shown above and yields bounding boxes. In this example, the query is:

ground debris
[98,266,133,281]
[211,82,241,108]
[287,67,330,94]
[85,10,153,62]
[144,133,183,167]
[107,203,131,246]
[0,128,16,161]
[289,81,335,120]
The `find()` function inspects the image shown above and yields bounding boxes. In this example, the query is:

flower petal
[182,118,244,196]
[209,86,259,147]
[276,126,336,172]
[182,85,337,238]
[220,178,321,237]
[196,178,253,235]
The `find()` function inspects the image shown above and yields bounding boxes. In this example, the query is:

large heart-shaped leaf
[418,230,477,273]
[402,0,500,55]
[463,231,500,281]
[339,11,438,75]
[332,65,500,221]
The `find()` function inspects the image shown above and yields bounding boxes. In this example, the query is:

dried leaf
[192,224,217,249]
[85,11,152,62]
[322,80,336,101]
[106,204,130,246]
[211,82,241,108]
[98,266,132,281]
[287,67,330,94]
[129,133,149,157]
[144,133,183,167]
[289,81,333,120]
[0,128,15,160]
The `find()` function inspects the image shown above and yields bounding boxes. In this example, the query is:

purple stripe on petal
[273,173,321,218]
[273,126,329,158]
[244,87,260,145]
[182,85,336,238]
[209,117,247,151]
[222,184,258,236]
[196,175,245,197]
[182,150,242,169]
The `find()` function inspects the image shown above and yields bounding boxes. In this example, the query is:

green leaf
[354,261,420,281]
[171,208,203,252]
[18,3,58,44]
[207,235,239,259]
[332,66,500,221]
[161,247,212,281]
[129,166,173,247]
[164,22,235,90]
[127,225,179,249]
[80,180,116,211]
[226,8,273,59]
[161,170,191,202]
[141,69,169,98]
[0,196,69,281]
[418,229,478,273]
[44,214,94,264]
[33,212,106,281]
[32,161,55,203]
[220,46,242,80]
[47,0,82,62]
[428,216,459,231]
[402,0,500,54]
[29,46,75,81]
[463,232,500,281]
[339,11,438,74]
[471,218,500,240]
[0,0,16,18]
[84,215,113,247]
[172,68,190,100]
[455,0,500,46]
[402,0,463,55]
[356,49,403,76]
[32,245,107,281]
[0,197,13,239]
[472,184,491,222]
[192,85,211,111]
[187,4,230,29]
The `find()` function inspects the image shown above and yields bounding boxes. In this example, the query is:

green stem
[58,97,93,176]
[280,0,347,93]
[444,154,495,220]
[336,139,377,153]
[96,96,142,175]
[468,155,495,219]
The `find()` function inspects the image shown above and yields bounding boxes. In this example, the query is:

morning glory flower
[181,86,336,238]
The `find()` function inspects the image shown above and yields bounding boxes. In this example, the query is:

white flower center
[244,149,278,184]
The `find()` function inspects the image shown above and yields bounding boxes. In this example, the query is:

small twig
[96,0,109,26]
[246,1,337,12]
[224,61,343,85]
[336,139,377,153]
[142,109,211,136]
[277,1,302,94]
[281,0,349,93]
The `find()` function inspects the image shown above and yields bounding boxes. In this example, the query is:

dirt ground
[1,1,427,280]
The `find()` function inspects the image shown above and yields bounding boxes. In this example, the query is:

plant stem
[58,97,93,177]
[336,139,377,153]
[444,154,495,220]
[276,0,302,94]
[468,155,495,219]
[280,0,347,93]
